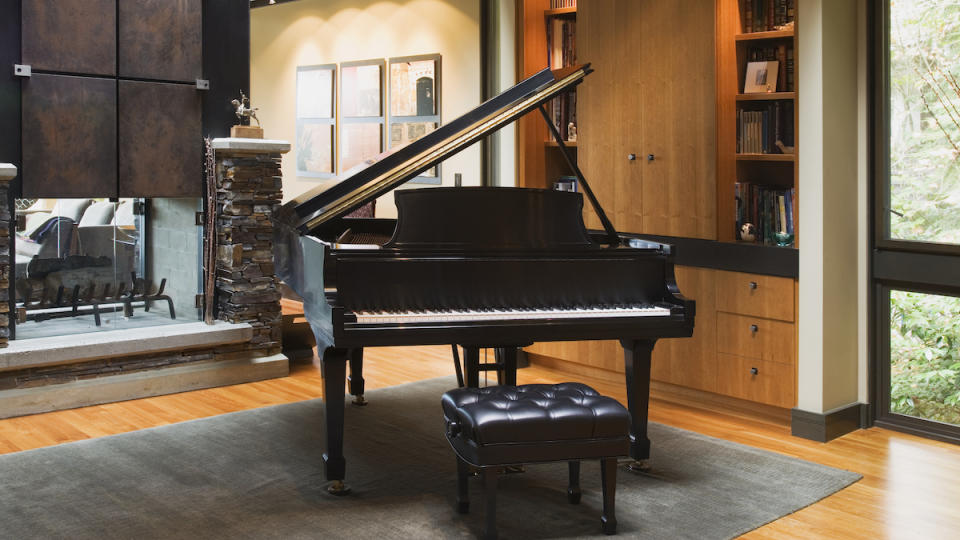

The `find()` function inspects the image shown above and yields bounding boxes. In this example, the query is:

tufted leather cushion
[442,383,630,466]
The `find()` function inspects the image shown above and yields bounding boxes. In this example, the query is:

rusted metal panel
[21,74,118,198]
[21,0,117,76]
[119,80,202,197]
[118,0,202,83]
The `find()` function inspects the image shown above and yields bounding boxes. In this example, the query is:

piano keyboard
[354,305,671,324]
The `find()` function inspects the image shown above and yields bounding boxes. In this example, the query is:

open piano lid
[277,64,593,235]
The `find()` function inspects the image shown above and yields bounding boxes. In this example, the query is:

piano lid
[277,64,593,234]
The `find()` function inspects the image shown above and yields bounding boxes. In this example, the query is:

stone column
[0,164,13,348]
[210,139,291,356]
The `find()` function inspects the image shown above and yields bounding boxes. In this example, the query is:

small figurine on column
[230,90,264,139]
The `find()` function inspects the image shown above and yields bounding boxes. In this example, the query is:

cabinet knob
[749,281,758,290]
[750,324,759,333]
[627,153,636,161]
[750,367,759,375]
[647,153,655,161]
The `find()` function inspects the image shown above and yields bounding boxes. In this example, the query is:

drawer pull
[750,324,759,333]
[750,367,759,375]
[749,281,758,290]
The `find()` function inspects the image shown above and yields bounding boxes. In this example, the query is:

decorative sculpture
[231,90,260,126]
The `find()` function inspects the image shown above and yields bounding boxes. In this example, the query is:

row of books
[737,100,794,154]
[549,0,576,9]
[736,183,795,245]
[547,18,576,70]
[549,90,577,141]
[742,0,795,33]
[746,45,794,92]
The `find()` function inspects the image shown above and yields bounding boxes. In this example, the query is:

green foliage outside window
[888,1,960,426]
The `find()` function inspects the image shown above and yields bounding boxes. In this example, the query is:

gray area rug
[0,376,860,539]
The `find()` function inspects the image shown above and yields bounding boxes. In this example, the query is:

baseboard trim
[791,402,866,442]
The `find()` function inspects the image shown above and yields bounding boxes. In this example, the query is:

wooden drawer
[716,312,795,365]
[717,353,796,408]
[715,270,795,322]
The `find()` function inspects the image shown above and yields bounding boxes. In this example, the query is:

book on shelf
[737,100,793,154]
[546,13,577,141]
[741,0,796,33]
[549,0,576,9]
[735,182,794,245]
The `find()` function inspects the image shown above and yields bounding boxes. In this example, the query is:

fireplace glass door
[13,197,201,339]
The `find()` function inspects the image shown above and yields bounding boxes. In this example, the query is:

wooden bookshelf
[735,29,794,41]
[736,91,796,101]
[716,0,798,246]
[517,0,577,191]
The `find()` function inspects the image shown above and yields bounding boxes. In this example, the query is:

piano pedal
[504,464,525,475]
[352,395,368,406]
[624,459,652,474]
[327,480,352,496]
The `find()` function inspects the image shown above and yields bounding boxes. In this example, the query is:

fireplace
[13,197,201,340]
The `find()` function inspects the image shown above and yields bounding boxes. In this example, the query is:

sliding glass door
[874,0,960,442]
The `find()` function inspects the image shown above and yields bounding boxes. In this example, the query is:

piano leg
[464,346,481,387]
[348,347,367,406]
[321,346,351,495]
[496,347,518,386]
[620,338,657,472]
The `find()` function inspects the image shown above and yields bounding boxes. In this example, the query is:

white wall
[251,0,482,217]
[797,0,862,414]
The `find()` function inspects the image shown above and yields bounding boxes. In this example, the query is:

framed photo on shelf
[295,64,336,178]
[389,54,441,184]
[744,60,779,93]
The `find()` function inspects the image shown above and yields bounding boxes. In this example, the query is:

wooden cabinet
[576,0,716,239]
[650,266,718,393]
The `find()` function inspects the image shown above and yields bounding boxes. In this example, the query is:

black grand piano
[273,65,695,494]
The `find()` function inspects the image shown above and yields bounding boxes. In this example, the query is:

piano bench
[441,383,630,539]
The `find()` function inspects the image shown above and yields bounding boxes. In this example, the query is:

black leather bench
[441,383,630,539]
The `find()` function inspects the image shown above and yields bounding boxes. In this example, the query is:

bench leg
[600,457,617,535]
[567,460,581,504]
[482,467,498,540]
[456,456,470,513]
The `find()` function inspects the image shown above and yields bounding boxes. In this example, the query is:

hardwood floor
[1,344,958,539]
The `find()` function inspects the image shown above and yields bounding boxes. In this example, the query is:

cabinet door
[118,81,202,197]
[118,0,202,83]
[579,0,715,239]
[22,0,116,76]
[651,266,717,392]
[638,0,716,239]
[21,74,117,198]
[578,0,644,234]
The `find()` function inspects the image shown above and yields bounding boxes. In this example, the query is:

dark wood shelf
[735,29,794,41]
[737,92,796,101]
[545,140,577,147]
[736,153,795,162]
[545,7,577,17]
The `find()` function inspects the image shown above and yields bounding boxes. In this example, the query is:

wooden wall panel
[578,0,643,233]
[21,74,117,198]
[638,0,716,240]
[118,0,202,83]
[22,0,116,76]
[119,81,202,197]
[650,266,717,392]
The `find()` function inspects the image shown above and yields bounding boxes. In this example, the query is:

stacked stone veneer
[213,143,288,357]
[0,165,13,348]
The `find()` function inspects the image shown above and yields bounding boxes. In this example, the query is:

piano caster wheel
[625,459,651,474]
[327,480,352,496]
[352,395,367,406]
